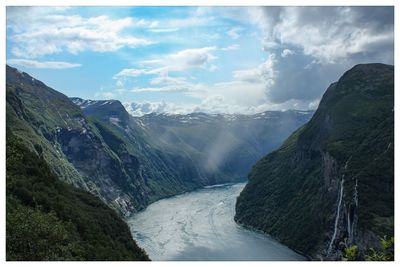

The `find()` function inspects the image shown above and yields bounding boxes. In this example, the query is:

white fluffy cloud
[114,47,218,81]
[281,49,295,58]
[143,46,217,74]
[125,54,288,115]
[7,59,81,69]
[7,7,153,58]
[233,54,276,84]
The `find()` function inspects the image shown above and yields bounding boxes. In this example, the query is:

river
[127,183,305,261]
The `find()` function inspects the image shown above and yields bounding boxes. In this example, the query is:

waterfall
[348,179,358,244]
[353,179,358,207]
[347,211,351,243]
[327,178,344,254]
[326,157,352,256]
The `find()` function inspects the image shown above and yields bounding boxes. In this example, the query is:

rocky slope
[7,65,145,216]
[234,63,394,260]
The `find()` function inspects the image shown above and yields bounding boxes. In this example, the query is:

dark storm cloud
[258,6,394,105]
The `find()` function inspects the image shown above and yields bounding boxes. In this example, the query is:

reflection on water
[128,183,305,261]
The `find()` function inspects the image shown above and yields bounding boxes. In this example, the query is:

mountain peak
[71,97,130,125]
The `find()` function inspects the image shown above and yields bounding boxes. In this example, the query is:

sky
[6,6,394,116]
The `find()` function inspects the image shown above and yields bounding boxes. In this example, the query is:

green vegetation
[6,131,149,261]
[343,237,394,261]
[343,245,360,261]
[235,64,394,259]
[367,236,394,261]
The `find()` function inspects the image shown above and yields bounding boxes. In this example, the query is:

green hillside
[6,131,149,260]
[235,63,394,260]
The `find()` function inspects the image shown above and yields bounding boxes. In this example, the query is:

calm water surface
[128,183,305,261]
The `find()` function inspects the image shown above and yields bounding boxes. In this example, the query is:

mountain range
[6,64,312,260]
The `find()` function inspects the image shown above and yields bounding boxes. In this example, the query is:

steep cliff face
[235,63,394,259]
[6,66,147,216]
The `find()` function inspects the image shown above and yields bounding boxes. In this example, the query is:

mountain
[234,63,394,260]
[6,65,313,218]
[6,65,147,216]
[136,111,313,180]
[6,131,149,260]
[72,97,313,183]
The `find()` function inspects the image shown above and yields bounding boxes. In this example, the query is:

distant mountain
[235,63,394,260]
[136,111,314,179]
[73,97,313,182]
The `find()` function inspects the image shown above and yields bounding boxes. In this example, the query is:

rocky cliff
[235,63,394,260]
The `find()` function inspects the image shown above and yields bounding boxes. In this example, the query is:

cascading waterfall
[347,179,358,244]
[327,178,344,254]
[353,179,358,207]
[327,157,351,255]
[347,211,351,243]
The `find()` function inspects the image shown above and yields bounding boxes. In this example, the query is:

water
[127,183,305,261]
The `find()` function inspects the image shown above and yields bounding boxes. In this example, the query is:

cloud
[281,49,295,58]
[122,51,317,115]
[150,75,188,85]
[131,87,189,93]
[127,56,277,113]
[233,54,276,84]
[209,64,218,72]
[131,75,204,94]
[113,68,147,78]
[113,46,218,95]
[116,46,217,78]
[243,6,394,105]
[220,44,240,51]
[164,46,217,71]
[226,27,243,39]
[135,18,159,28]
[7,59,81,69]
[123,96,316,117]
[255,6,394,64]
[7,7,153,58]
[124,101,195,117]
[95,91,115,99]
